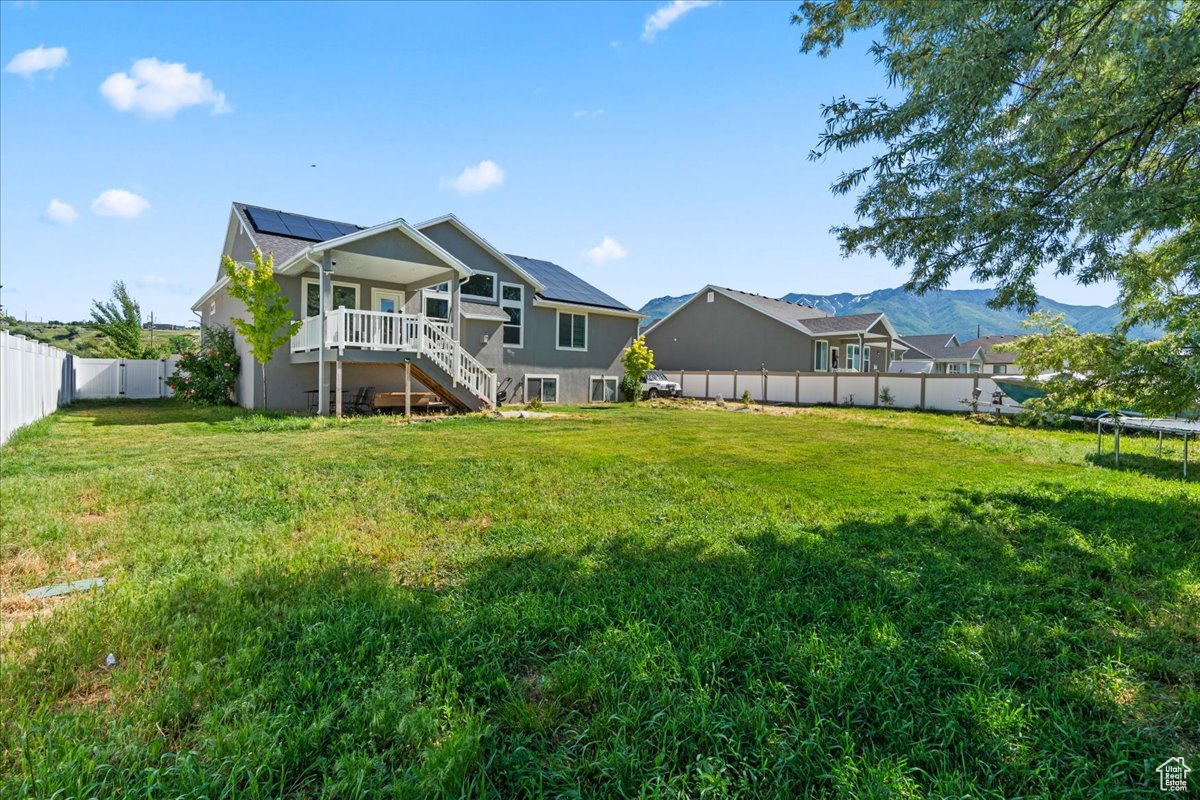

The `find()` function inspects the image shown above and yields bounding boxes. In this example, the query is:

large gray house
[644,285,906,374]
[192,203,642,412]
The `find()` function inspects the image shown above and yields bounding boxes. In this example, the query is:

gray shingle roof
[716,287,828,327]
[896,334,960,359]
[800,313,887,334]
[960,335,1020,364]
[461,301,509,321]
[506,254,634,311]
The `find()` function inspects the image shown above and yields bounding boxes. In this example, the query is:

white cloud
[100,58,231,118]
[573,109,605,119]
[583,236,628,265]
[5,45,68,78]
[642,0,714,43]
[441,160,505,195]
[91,189,149,218]
[43,199,76,224]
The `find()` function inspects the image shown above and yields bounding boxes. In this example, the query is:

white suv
[641,369,682,399]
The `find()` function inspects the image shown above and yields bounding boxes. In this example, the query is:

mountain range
[639,286,1159,341]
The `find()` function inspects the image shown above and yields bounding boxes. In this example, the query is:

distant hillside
[640,287,1159,340]
[1,320,200,357]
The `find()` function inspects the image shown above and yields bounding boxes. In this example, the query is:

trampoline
[1075,412,1197,478]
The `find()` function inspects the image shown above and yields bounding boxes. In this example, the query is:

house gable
[645,286,816,372]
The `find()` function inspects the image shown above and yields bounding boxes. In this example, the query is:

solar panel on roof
[242,205,361,243]
[507,255,630,311]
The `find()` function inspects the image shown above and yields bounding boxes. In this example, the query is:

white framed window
[706,291,715,303]
[863,346,871,372]
[814,340,829,372]
[994,364,1008,375]
[946,362,961,374]
[846,343,861,371]
[525,374,558,404]
[500,282,523,348]
[302,277,359,317]
[423,282,450,320]
[590,375,619,403]
[556,310,587,351]
[460,271,497,302]
[371,288,405,313]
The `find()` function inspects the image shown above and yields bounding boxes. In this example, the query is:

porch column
[858,333,865,372]
[449,269,462,386]
[885,334,893,372]
[318,252,333,416]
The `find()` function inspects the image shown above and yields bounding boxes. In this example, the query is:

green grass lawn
[2,401,1197,798]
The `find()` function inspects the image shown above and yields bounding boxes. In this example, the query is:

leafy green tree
[224,249,301,410]
[90,281,150,358]
[166,334,197,354]
[1003,313,1199,418]
[620,336,655,401]
[791,1,1199,316]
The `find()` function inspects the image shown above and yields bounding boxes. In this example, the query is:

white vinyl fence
[0,331,75,445]
[1,331,183,445]
[660,368,1025,415]
[74,356,180,399]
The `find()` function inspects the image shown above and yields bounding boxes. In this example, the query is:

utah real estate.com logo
[1157,757,1191,793]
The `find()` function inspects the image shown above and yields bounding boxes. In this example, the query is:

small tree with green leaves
[620,335,655,402]
[224,249,301,410]
[90,281,150,358]
[1002,313,1199,418]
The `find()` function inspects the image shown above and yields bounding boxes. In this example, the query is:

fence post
[919,374,927,410]
[705,370,710,399]
[873,373,880,407]
[795,371,800,405]
[832,372,838,405]
[732,370,738,399]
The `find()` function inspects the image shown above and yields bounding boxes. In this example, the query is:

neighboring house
[644,285,906,374]
[192,203,642,412]
[960,334,1021,374]
[894,333,985,374]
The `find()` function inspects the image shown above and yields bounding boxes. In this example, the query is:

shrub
[167,334,197,354]
[620,336,655,402]
[167,325,239,405]
[619,375,641,402]
[879,386,895,407]
[526,395,543,410]
[741,389,753,406]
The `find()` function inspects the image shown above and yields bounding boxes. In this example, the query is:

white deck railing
[291,310,496,407]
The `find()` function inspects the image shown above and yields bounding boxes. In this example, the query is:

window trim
[302,277,360,317]
[555,309,588,352]
[422,283,450,320]
[525,374,559,404]
[846,343,861,372]
[460,270,498,303]
[370,288,406,313]
[500,281,524,349]
[814,339,829,372]
[589,375,619,403]
[863,345,871,372]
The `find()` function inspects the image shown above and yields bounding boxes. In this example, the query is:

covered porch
[274,218,495,414]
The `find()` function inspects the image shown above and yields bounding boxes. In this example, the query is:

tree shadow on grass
[5,487,1197,799]
[1084,450,1195,481]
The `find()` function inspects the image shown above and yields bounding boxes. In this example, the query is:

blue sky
[1,0,1120,325]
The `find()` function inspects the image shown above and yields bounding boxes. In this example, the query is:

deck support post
[317,252,333,416]
[405,360,412,419]
[335,360,343,418]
